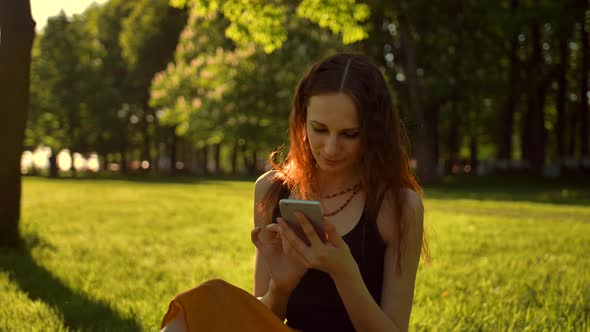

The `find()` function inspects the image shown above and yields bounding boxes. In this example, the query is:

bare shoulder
[253,170,279,227]
[399,188,424,219]
[254,170,278,197]
[377,188,424,244]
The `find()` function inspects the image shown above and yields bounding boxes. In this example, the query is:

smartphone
[279,199,327,244]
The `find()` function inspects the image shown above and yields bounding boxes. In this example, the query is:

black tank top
[272,185,386,332]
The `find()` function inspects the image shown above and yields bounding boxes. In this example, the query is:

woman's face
[306,92,362,175]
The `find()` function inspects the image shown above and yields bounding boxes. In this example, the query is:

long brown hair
[259,53,430,273]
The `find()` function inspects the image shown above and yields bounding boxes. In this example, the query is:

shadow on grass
[424,175,590,207]
[0,234,141,332]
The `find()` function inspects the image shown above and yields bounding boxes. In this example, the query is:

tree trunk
[393,0,439,184]
[447,104,460,173]
[499,5,519,160]
[119,118,129,174]
[579,15,589,157]
[120,150,128,174]
[470,135,478,175]
[556,37,569,159]
[170,126,177,173]
[0,0,36,246]
[430,103,440,164]
[568,111,578,157]
[213,143,222,174]
[70,151,78,177]
[202,145,209,175]
[242,144,253,174]
[48,154,59,178]
[524,11,546,172]
[251,149,258,175]
[231,141,239,175]
[141,101,152,170]
[102,153,109,171]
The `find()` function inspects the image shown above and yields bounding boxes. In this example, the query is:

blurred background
[19,0,590,182]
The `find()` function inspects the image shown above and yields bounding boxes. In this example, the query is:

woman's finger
[278,218,313,263]
[295,212,322,247]
[266,223,281,239]
[323,219,345,247]
[250,226,262,245]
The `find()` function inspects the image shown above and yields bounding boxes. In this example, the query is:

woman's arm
[253,170,288,319]
[334,189,423,332]
[252,170,307,319]
[253,170,275,297]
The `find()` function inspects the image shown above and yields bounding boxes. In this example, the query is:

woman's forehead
[306,93,359,127]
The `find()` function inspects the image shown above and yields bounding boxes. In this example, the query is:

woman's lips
[323,157,342,165]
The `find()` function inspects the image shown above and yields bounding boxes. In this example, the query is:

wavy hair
[259,53,430,273]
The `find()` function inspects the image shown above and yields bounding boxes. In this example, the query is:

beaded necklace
[321,183,362,217]
[320,183,361,199]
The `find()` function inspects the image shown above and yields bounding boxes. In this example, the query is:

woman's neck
[313,169,361,196]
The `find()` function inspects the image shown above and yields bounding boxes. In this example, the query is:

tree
[120,0,188,169]
[0,0,36,245]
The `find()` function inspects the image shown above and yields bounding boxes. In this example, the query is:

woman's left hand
[277,212,359,278]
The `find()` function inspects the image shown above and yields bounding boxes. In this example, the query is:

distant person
[160,53,430,332]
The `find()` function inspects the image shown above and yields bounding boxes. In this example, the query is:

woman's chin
[318,161,350,174]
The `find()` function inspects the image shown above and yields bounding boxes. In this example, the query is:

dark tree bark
[393,0,439,184]
[169,126,177,173]
[202,145,209,175]
[498,1,519,160]
[119,116,129,174]
[241,144,254,175]
[140,100,152,170]
[0,0,36,246]
[213,143,221,174]
[469,135,478,175]
[568,111,578,157]
[101,153,109,171]
[429,103,440,164]
[231,141,238,175]
[48,155,58,178]
[556,37,569,159]
[523,10,546,172]
[579,15,589,157]
[251,149,258,175]
[447,103,460,173]
[120,149,128,174]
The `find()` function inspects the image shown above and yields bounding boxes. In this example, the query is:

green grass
[1,175,589,331]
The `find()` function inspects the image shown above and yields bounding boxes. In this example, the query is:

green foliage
[151,2,345,152]
[27,11,100,153]
[297,0,370,44]
[169,0,370,51]
[222,1,287,53]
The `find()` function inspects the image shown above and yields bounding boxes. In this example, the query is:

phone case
[279,199,326,244]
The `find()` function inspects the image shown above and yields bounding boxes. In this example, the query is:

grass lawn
[1,175,589,331]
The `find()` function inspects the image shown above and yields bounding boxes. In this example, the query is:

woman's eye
[343,132,359,139]
[313,128,327,133]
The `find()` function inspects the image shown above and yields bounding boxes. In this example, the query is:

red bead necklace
[321,184,362,217]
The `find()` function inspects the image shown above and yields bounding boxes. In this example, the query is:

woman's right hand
[251,220,307,295]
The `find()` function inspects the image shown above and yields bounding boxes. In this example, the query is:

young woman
[161,53,430,332]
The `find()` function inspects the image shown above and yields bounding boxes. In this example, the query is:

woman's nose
[323,135,339,156]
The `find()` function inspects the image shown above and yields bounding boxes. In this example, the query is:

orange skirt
[161,279,297,331]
